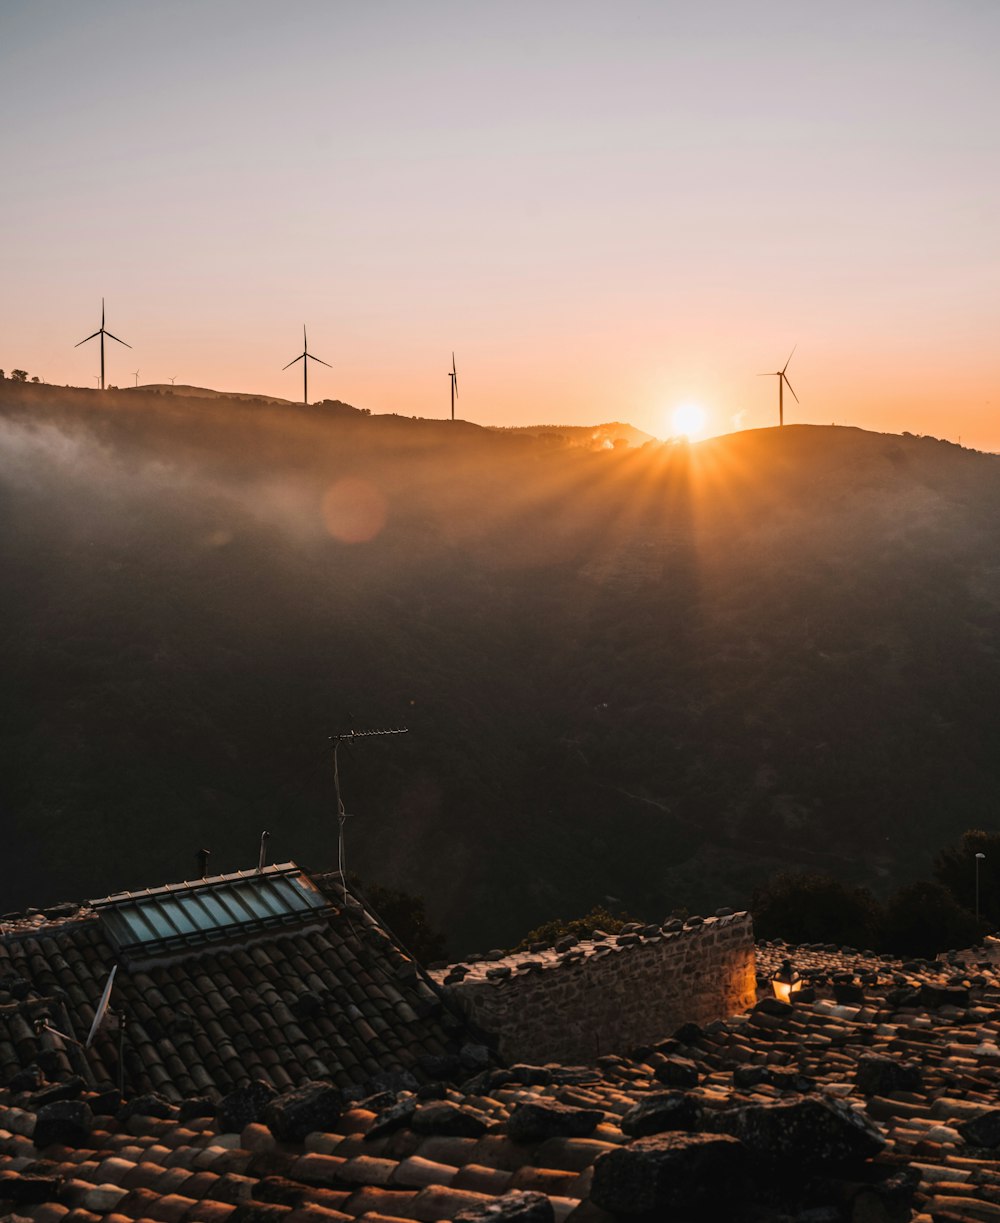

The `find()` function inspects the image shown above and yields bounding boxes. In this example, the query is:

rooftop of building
[0,864,465,1104]
[2,933,1000,1220]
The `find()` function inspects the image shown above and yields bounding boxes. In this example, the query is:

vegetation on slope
[3,380,1000,951]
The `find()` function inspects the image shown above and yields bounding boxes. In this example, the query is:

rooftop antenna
[449,352,458,421]
[282,324,330,406]
[86,965,118,1048]
[33,964,120,1087]
[75,298,131,391]
[258,830,270,872]
[758,345,798,427]
[329,722,409,904]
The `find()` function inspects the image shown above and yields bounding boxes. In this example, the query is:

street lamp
[976,853,986,923]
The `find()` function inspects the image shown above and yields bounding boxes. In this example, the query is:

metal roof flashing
[91,861,333,959]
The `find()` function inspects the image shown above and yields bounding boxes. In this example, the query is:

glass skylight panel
[93,863,327,955]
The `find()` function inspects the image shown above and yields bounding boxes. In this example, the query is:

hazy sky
[2,1,998,444]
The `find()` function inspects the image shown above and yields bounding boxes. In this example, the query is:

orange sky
[1,2,998,447]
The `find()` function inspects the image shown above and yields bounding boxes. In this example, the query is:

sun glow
[671,402,708,440]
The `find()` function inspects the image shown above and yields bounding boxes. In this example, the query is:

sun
[670,402,708,440]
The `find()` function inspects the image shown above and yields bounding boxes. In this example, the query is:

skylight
[92,862,329,955]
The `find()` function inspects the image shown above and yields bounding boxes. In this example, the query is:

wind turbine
[282,325,330,406]
[132,370,140,388]
[449,352,458,421]
[75,299,131,391]
[759,346,798,427]
[169,376,176,385]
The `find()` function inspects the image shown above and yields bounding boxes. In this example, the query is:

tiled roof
[3,944,1000,1220]
[0,869,464,1103]
[1,944,997,1223]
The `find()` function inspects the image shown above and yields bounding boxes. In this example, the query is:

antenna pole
[329,726,409,904]
[117,1011,127,1100]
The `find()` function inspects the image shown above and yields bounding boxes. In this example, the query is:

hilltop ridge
[2,378,1000,949]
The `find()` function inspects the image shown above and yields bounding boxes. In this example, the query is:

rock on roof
[0,866,465,1102]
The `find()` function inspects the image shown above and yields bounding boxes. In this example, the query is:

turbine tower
[132,370,140,387]
[449,352,458,421]
[75,299,131,391]
[282,325,330,406]
[759,346,798,427]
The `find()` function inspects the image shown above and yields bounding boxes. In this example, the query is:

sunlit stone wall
[434,911,756,1065]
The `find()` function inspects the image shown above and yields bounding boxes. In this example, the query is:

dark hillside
[3,380,1000,951]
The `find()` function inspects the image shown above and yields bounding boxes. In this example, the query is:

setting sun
[671,402,708,440]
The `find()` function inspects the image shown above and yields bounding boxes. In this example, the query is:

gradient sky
[2,1,998,445]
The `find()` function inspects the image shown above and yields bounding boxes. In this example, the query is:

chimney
[197,848,210,879]
[258,831,270,873]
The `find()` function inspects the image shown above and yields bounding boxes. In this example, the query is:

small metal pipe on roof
[258,831,270,873]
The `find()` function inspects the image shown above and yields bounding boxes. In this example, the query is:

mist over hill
[3,380,1000,952]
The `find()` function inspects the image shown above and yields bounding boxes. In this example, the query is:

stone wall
[432,912,756,1065]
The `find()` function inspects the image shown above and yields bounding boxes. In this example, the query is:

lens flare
[321,478,388,543]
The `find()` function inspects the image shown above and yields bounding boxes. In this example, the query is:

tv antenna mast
[329,723,408,903]
[33,965,128,1095]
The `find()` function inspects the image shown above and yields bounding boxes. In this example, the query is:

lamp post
[976,853,986,923]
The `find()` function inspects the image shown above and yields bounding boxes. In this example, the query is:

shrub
[751,870,882,948]
[512,903,637,952]
[883,880,980,957]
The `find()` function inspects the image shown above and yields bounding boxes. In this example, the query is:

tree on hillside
[934,830,1000,926]
[10,370,28,382]
[511,904,637,952]
[349,876,450,964]
[882,880,980,957]
[751,871,882,948]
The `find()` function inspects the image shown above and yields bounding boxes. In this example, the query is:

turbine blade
[782,374,799,403]
[282,354,305,369]
[306,354,332,368]
[781,344,797,374]
[454,376,458,398]
[101,298,105,326]
[105,331,131,348]
[75,331,101,347]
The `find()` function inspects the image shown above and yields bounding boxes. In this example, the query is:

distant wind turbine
[758,346,798,427]
[75,299,131,391]
[132,370,140,387]
[169,375,176,385]
[449,352,458,421]
[282,325,330,406]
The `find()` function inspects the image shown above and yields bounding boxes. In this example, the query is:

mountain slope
[2,381,1000,950]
